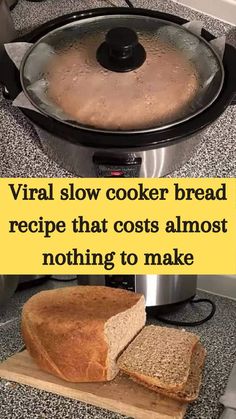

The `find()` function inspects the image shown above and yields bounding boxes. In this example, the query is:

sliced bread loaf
[117,325,199,391]
[22,286,146,382]
[131,343,206,402]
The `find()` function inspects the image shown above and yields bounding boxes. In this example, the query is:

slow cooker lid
[20,13,224,133]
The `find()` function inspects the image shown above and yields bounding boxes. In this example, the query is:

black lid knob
[97,27,146,72]
[106,27,138,55]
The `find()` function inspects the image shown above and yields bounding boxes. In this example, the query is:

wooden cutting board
[0,351,187,419]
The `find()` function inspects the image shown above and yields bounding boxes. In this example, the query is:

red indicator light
[111,171,124,176]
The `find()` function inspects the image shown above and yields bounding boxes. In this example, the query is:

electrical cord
[123,0,134,7]
[155,296,216,327]
[105,0,134,8]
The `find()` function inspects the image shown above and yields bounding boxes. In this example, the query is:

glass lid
[20,13,224,133]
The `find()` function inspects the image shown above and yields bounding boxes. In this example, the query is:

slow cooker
[76,274,216,325]
[77,274,197,308]
[0,7,235,177]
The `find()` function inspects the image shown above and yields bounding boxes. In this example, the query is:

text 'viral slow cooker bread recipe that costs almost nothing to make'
[1,4,235,177]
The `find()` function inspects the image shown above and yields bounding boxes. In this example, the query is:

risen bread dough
[21,286,146,382]
[46,37,198,130]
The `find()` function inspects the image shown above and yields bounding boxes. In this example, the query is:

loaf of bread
[46,36,198,130]
[131,342,206,402]
[117,325,199,391]
[21,286,146,382]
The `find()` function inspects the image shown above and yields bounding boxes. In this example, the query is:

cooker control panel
[93,155,142,178]
[105,275,135,291]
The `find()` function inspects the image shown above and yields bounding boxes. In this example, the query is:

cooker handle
[0,47,21,100]
[230,94,236,106]
[226,43,236,106]
[2,86,11,100]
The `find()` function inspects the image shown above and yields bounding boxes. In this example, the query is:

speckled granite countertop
[0,0,235,178]
[0,280,236,419]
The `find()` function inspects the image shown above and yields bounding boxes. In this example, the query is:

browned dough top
[46,38,198,130]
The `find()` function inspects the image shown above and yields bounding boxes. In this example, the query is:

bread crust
[21,286,144,383]
[22,314,67,381]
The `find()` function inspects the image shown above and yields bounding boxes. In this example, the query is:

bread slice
[117,325,199,391]
[22,286,146,383]
[131,343,206,402]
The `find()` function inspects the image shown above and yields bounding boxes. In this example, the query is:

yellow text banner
[1,178,236,274]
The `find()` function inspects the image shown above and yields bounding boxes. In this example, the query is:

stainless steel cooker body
[135,275,197,307]
[77,274,197,307]
[35,125,203,177]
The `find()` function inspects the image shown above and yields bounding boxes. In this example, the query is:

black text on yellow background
[1,178,236,275]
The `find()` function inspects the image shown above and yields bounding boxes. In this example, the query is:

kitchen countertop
[0,0,235,178]
[0,280,236,419]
